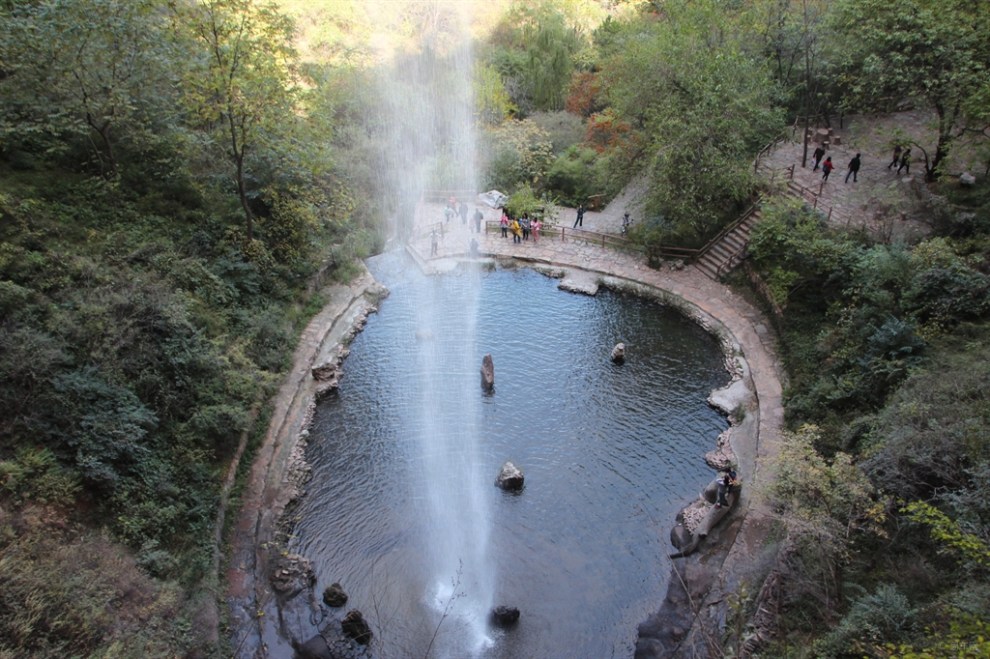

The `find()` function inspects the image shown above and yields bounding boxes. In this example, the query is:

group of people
[499,211,541,244]
[811,142,913,184]
[812,146,861,183]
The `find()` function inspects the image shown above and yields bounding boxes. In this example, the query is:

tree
[487,1,585,114]
[830,0,990,180]
[0,0,177,177]
[602,0,784,246]
[176,0,298,242]
[746,0,840,166]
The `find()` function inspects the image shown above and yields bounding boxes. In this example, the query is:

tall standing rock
[481,353,495,392]
[610,343,625,364]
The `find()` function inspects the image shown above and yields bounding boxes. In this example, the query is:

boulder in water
[481,353,495,392]
[341,610,373,645]
[322,582,348,608]
[610,343,625,364]
[495,461,524,491]
[491,605,520,627]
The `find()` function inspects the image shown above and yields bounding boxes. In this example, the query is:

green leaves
[831,0,990,179]
[0,0,180,177]
[602,0,784,246]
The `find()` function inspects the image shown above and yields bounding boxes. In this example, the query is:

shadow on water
[286,252,730,658]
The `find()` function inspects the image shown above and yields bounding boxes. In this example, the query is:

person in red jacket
[821,156,834,181]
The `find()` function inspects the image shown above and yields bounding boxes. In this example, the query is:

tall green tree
[603,0,783,245]
[831,0,990,180]
[176,0,298,242]
[0,0,176,177]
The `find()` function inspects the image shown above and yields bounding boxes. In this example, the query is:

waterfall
[372,2,494,655]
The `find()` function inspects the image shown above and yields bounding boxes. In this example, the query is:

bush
[813,584,917,657]
[0,526,187,657]
[527,110,585,155]
[546,145,597,206]
[861,324,990,498]
[481,119,554,193]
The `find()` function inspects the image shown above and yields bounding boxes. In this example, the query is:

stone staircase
[693,207,762,280]
[694,158,850,281]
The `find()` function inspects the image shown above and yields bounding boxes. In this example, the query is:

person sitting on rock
[715,468,737,508]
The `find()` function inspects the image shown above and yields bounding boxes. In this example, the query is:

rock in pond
[322,582,348,608]
[491,605,520,627]
[341,610,373,645]
[610,342,625,364]
[495,461,524,491]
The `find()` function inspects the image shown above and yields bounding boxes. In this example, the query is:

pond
[288,253,730,658]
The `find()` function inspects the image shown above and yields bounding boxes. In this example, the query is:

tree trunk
[227,112,254,242]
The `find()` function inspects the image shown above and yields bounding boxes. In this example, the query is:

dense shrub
[813,584,917,657]
[481,119,555,193]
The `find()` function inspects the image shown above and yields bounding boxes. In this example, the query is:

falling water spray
[371,2,494,655]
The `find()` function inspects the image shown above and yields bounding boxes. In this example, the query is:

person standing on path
[887,144,903,170]
[510,218,522,244]
[845,153,861,183]
[521,215,531,241]
[821,156,834,182]
[531,217,541,243]
[573,204,585,228]
[430,229,438,256]
[812,145,826,171]
[459,201,468,225]
[897,148,912,175]
[473,207,484,233]
[500,212,509,238]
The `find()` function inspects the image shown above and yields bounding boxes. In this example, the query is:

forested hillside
[2,0,989,657]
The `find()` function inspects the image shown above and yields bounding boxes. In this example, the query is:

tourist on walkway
[473,207,484,233]
[500,212,509,238]
[459,201,468,225]
[897,148,911,174]
[845,153,861,183]
[821,156,834,181]
[430,229,438,256]
[444,204,454,223]
[521,216,530,241]
[812,145,826,171]
[887,144,903,170]
[531,217,541,243]
[510,218,522,244]
[573,204,585,228]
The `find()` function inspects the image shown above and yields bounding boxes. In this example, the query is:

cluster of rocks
[270,552,316,598]
[704,427,735,471]
[312,345,351,398]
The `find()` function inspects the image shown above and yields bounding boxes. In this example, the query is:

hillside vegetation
[1,0,989,656]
